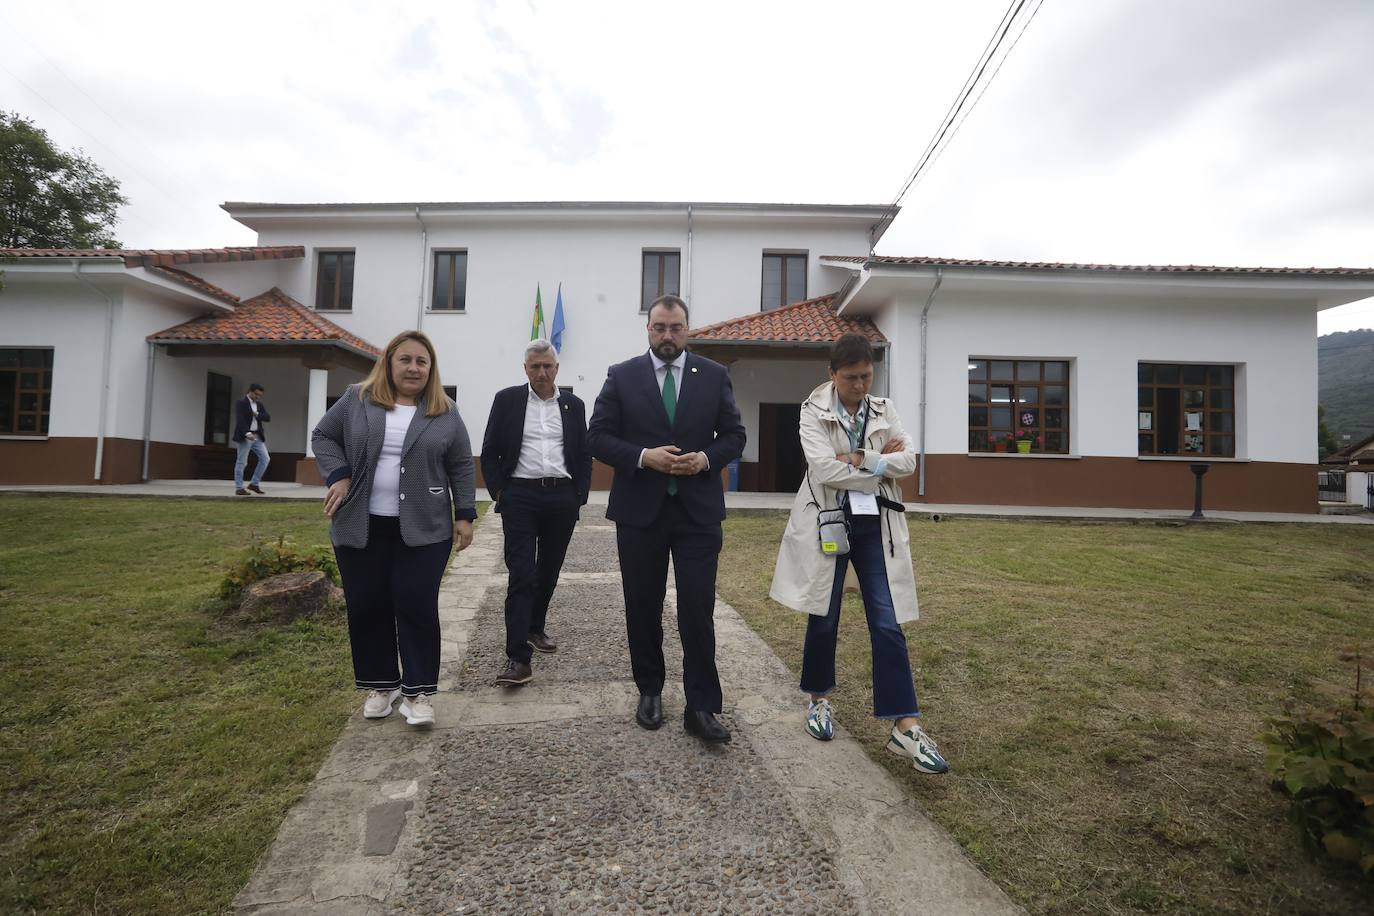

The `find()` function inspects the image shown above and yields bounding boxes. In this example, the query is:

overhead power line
[873,0,1046,249]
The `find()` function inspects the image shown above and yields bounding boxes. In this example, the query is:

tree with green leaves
[1,111,126,249]
[1318,404,1340,460]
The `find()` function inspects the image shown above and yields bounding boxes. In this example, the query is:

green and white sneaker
[805,698,834,741]
[887,723,949,774]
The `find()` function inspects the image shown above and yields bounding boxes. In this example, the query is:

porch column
[305,368,328,457]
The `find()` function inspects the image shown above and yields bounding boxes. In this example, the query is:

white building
[3,200,1372,512]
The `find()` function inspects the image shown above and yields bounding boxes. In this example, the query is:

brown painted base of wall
[0,437,302,486]
[895,455,1318,514]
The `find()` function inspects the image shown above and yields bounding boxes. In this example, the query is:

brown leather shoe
[495,660,533,686]
[235,488,251,496]
[527,632,558,654]
[247,484,265,494]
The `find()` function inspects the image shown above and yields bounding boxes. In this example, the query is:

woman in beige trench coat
[769,333,948,774]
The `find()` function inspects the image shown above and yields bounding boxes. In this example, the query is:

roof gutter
[72,261,116,482]
[832,262,872,316]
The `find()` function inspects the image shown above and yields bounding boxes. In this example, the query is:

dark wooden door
[758,402,804,493]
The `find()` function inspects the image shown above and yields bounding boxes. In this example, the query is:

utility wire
[872,0,1043,248]
[911,0,1046,197]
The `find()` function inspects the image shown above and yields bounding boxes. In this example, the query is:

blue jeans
[234,437,270,488]
[799,512,920,720]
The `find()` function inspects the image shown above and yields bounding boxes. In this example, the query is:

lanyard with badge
[844,399,880,517]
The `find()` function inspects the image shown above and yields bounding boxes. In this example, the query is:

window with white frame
[967,358,1070,453]
[1137,363,1235,456]
[0,347,54,436]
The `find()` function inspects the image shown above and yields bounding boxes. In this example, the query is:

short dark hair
[247,383,265,393]
[647,293,690,325]
[829,333,874,371]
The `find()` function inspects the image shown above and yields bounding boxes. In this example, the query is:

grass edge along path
[0,495,482,915]
[718,513,1374,916]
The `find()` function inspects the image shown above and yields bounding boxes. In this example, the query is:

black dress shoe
[635,694,663,730]
[684,710,731,744]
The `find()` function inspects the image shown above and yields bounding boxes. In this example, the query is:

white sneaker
[363,688,401,719]
[399,694,435,726]
[886,723,950,774]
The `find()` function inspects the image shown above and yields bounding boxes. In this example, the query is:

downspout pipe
[73,261,115,482]
[414,206,428,330]
[685,205,693,302]
[141,342,156,481]
[917,268,943,498]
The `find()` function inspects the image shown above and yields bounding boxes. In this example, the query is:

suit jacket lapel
[511,387,530,461]
[671,353,695,432]
[640,354,672,432]
[557,390,575,458]
[364,398,387,469]
[401,409,436,460]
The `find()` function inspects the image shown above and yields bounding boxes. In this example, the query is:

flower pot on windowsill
[1016,440,1032,454]
[993,442,1007,453]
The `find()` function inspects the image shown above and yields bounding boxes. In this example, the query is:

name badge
[848,491,880,516]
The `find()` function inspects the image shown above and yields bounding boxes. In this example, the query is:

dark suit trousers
[334,515,451,696]
[615,495,724,712]
[500,482,580,664]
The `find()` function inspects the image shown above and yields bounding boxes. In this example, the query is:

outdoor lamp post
[1189,463,1210,520]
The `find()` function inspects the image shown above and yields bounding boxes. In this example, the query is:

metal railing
[1317,470,1346,503]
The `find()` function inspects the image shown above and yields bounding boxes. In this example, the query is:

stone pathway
[233,509,1024,915]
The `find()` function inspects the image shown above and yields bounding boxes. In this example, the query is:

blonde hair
[360,330,450,417]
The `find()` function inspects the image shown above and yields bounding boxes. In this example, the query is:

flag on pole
[530,284,545,340]
[551,283,567,353]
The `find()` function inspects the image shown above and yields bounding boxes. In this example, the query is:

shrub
[1259,649,1374,875]
[219,535,340,602]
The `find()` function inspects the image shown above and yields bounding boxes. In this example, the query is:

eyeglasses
[649,324,687,334]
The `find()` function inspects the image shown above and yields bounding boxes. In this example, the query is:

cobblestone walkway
[234,510,1023,915]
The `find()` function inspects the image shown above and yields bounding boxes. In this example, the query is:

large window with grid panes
[1,347,54,436]
[968,358,1070,453]
[1137,363,1235,457]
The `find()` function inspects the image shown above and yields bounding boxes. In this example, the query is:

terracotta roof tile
[148,288,380,357]
[822,254,1374,277]
[0,245,304,269]
[146,266,239,306]
[689,295,886,344]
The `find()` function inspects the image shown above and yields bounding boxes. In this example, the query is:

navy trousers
[499,481,580,664]
[799,512,920,720]
[334,515,452,696]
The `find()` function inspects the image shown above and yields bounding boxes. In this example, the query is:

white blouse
[368,404,418,517]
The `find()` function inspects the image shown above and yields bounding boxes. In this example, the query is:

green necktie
[662,366,677,495]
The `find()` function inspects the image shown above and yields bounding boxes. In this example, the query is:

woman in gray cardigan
[312,330,477,726]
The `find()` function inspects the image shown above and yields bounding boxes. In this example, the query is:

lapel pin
[691,366,698,373]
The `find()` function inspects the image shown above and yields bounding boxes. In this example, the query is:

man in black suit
[481,339,592,686]
[232,382,271,495]
[588,294,746,743]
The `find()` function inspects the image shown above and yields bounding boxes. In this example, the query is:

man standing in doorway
[588,294,746,743]
[232,382,270,495]
[481,340,592,686]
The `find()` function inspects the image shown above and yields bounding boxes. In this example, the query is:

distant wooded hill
[1319,328,1374,448]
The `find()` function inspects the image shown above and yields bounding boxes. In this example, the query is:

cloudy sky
[3,0,1371,333]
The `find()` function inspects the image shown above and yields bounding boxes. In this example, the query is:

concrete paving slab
[235,504,1025,915]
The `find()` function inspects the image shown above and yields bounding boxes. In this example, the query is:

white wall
[185,260,296,300]
[249,211,873,452]
[725,357,830,462]
[883,286,1319,464]
[0,281,117,438]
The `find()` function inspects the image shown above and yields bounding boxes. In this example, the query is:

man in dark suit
[231,382,271,495]
[481,339,592,686]
[588,294,746,743]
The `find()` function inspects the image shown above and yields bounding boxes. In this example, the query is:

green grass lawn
[0,494,480,915]
[718,514,1374,916]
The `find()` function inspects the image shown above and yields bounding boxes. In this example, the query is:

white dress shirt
[638,349,708,470]
[249,398,260,434]
[514,385,570,479]
[368,404,417,516]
